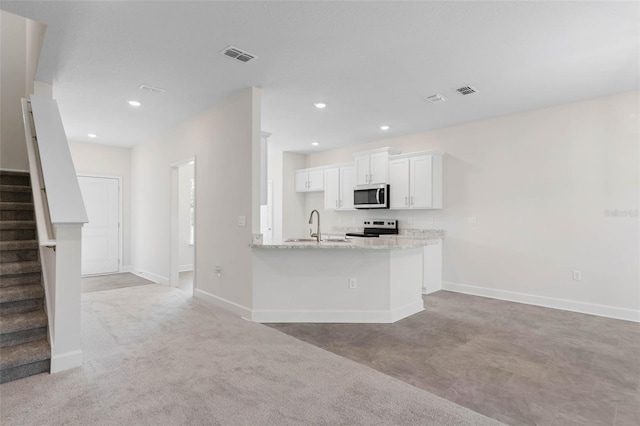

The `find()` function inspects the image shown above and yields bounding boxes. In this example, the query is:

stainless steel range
[345,219,399,238]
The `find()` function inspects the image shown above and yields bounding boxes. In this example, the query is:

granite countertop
[251,236,439,250]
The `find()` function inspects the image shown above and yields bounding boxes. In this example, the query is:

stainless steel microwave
[354,184,389,209]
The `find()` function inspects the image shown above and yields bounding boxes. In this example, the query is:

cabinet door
[354,155,370,185]
[324,168,340,210]
[307,169,324,191]
[294,170,308,192]
[410,155,433,208]
[339,166,355,210]
[369,152,389,184]
[389,158,410,209]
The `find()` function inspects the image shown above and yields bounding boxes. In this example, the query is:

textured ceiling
[2,1,639,152]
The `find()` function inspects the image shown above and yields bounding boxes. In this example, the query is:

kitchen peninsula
[250,235,442,323]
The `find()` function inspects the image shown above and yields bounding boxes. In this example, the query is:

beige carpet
[81,272,153,293]
[0,284,503,425]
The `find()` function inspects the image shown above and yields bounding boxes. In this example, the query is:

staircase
[0,170,50,383]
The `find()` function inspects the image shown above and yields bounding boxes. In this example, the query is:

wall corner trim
[194,289,252,318]
[442,281,640,323]
[50,349,83,373]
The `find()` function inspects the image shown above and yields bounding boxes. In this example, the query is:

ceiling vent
[456,85,478,96]
[424,93,447,104]
[139,84,165,94]
[220,46,257,63]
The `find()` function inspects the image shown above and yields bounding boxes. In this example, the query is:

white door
[339,166,355,210]
[324,168,340,210]
[369,152,389,184]
[410,155,433,208]
[354,155,370,185]
[78,176,119,275]
[389,158,410,209]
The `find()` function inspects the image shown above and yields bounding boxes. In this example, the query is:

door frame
[169,157,197,295]
[77,173,123,275]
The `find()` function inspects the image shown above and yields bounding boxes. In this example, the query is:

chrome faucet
[308,209,321,242]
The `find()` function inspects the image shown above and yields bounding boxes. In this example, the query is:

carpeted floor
[0,284,503,425]
[82,272,153,293]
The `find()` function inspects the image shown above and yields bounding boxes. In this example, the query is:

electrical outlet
[215,266,223,278]
[467,216,477,226]
[349,277,357,289]
[572,270,581,281]
[237,216,246,227]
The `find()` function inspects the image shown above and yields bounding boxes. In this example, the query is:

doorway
[77,175,121,275]
[170,159,196,294]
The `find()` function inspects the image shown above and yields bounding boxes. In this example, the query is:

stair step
[0,248,38,264]
[0,209,34,221]
[0,326,47,348]
[0,298,44,316]
[0,202,34,211]
[0,240,38,251]
[0,228,36,241]
[0,221,36,230]
[0,186,32,203]
[0,171,31,187]
[0,272,41,288]
[0,261,41,277]
[0,284,44,305]
[0,310,47,335]
[0,339,50,375]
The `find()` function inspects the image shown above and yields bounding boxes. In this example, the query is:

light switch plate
[237,215,246,227]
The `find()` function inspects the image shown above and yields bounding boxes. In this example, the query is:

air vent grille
[456,85,478,95]
[424,93,447,104]
[139,84,165,94]
[220,46,257,63]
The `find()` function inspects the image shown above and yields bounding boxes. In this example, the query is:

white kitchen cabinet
[324,166,355,210]
[295,167,324,192]
[389,152,443,209]
[354,148,399,185]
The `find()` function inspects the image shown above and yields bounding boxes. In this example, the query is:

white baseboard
[179,264,194,272]
[122,265,133,273]
[51,349,83,373]
[250,300,424,323]
[127,267,169,286]
[442,281,640,323]
[194,289,252,318]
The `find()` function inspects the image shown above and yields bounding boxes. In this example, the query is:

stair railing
[21,95,88,374]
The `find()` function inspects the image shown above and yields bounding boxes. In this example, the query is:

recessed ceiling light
[88,133,97,138]
[311,142,320,146]
[128,100,141,107]
[313,102,327,109]
[380,125,390,131]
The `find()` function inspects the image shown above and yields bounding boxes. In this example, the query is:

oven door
[354,185,388,209]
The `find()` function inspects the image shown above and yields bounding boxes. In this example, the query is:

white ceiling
[2,1,639,153]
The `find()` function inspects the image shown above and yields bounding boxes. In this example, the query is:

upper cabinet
[295,167,324,192]
[354,148,400,185]
[389,152,443,209]
[324,166,355,210]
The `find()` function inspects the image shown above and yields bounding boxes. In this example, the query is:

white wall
[0,11,46,170]
[131,87,261,310]
[285,91,639,318]
[68,141,132,269]
[178,162,194,271]
[281,152,308,241]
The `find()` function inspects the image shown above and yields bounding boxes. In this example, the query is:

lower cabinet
[422,240,442,294]
[324,166,355,210]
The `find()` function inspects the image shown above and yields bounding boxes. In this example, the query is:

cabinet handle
[410,196,414,206]
[405,196,408,206]
[336,200,338,208]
